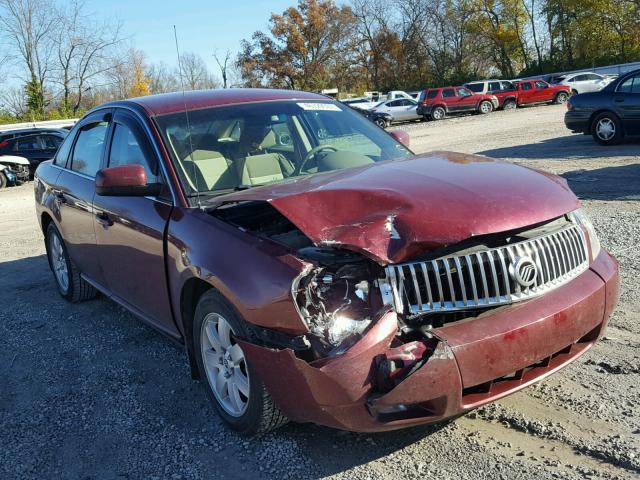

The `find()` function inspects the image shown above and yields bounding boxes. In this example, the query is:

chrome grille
[386,224,589,315]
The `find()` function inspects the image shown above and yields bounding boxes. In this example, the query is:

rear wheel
[0,172,7,189]
[194,290,288,435]
[375,118,388,128]
[592,112,623,146]
[555,92,569,104]
[431,106,446,120]
[502,99,516,110]
[45,223,97,302]
[478,100,493,114]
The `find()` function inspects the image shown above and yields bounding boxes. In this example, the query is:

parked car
[555,72,614,95]
[0,127,69,143]
[366,110,394,128]
[417,86,498,120]
[0,155,30,187]
[368,98,421,125]
[513,80,570,106]
[0,130,66,173]
[565,68,640,145]
[464,80,519,110]
[35,89,618,435]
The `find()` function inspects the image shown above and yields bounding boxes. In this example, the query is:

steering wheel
[296,145,338,174]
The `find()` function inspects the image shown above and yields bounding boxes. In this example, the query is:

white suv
[556,72,614,94]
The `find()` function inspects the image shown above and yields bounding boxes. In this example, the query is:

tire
[193,289,288,435]
[0,172,7,189]
[502,99,516,111]
[591,112,623,146]
[555,92,569,104]
[45,223,98,302]
[375,118,387,128]
[431,106,446,120]
[478,100,493,114]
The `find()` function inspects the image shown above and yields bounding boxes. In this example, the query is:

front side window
[53,133,74,167]
[40,135,63,149]
[488,82,501,92]
[108,123,159,182]
[535,81,549,89]
[155,101,411,199]
[70,122,108,177]
[456,88,472,97]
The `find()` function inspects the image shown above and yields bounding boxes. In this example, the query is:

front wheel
[194,290,288,435]
[478,100,493,114]
[375,118,387,128]
[592,113,623,146]
[45,223,97,302]
[0,172,7,189]
[555,92,569,104]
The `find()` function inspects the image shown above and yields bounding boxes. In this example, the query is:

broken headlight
[569,208,601,261]
[293,247,393,357]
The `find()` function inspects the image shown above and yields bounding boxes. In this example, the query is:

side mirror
[389,129,410,148]
[95,164,161,197]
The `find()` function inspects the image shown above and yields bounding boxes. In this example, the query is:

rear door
[615,74,640,135]
[441,88,456,111]
[517,81,535,104]
[54,110,112,287]
[92,109,177,335]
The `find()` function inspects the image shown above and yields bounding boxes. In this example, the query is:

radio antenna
[173,25,202,209]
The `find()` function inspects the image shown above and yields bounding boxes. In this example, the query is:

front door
[614,74,640,135]
[517,82,535,104]
[455,87,477,111]
[54,111,112,287]
[92,110,177,336]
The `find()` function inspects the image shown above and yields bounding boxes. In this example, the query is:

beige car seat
[236,153,288,185]
[183,149,238,191]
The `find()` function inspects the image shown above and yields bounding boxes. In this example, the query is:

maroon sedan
[34,89,619,434]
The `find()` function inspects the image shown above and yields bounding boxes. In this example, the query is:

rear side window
[501,81,515,91]
[442,89,454,98]
[618,75,640,93]
[15,136,40,151]
[427,90,439,99]
[520,82,532,91]
[71,122,108,177]
[53,134,74,167]
[466,83,484,93]
[488,82,501,92]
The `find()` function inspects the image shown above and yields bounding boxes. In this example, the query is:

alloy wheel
[596,118,615,141]
[200,313,250,417]
[49,231,69,292]
[432,108,444,120]
[480,102,492,113]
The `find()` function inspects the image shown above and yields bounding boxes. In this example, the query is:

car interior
[159,103,406,195]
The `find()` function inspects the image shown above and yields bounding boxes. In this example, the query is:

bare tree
[213,49,231,88]
[53,0,123,114]
[0,0,57,114]
[177,52,219,90]
[146,61,180,94]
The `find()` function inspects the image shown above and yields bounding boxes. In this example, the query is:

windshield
[155,100,412,198]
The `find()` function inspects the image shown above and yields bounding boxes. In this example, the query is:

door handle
[96,212,114,227]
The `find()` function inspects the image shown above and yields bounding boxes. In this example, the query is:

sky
[85,0,296,78]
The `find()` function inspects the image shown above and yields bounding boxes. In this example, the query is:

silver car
[556,72,614,94]
[369,98,421,124]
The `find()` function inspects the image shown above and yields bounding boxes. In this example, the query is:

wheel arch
[180,277,215,379]
[41,211,54,235]
[588,109,621,133]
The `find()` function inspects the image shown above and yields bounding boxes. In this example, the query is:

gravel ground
[1,104,638,479]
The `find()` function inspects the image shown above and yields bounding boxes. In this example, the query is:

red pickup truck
[465,79,570,109]
[514,79,571,106]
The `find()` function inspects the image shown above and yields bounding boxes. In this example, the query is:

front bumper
[565,111,591,133]
[242,250,619,432]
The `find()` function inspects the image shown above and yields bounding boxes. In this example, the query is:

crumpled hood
[211,151,579,265]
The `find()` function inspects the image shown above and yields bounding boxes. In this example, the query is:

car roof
[0,127,68,136]
[105,88,329,117]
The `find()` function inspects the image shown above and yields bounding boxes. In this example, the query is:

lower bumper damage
[241,251,619,432]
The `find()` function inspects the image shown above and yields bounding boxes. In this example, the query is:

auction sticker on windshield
[297,102,342,111]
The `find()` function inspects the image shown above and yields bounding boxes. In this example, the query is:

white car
[556,72,614,94]
[369,98,421,124]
